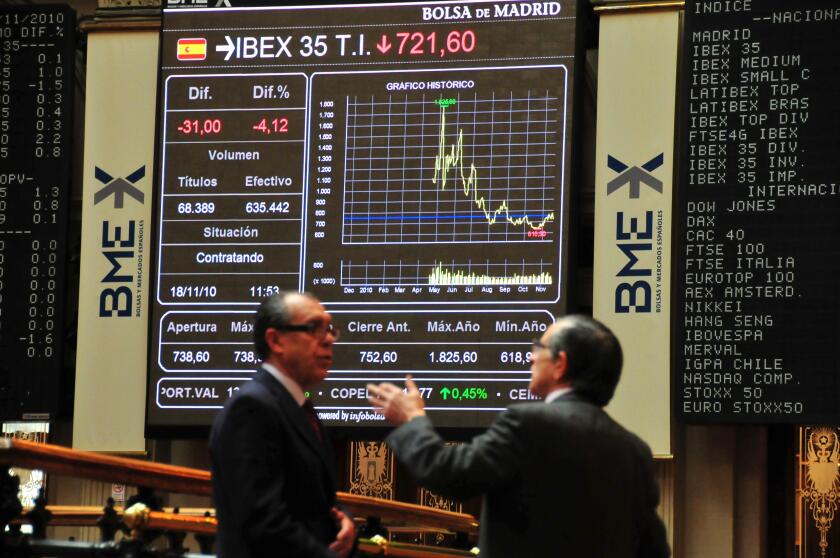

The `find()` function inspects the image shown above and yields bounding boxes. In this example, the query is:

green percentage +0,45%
[439,387,488,401]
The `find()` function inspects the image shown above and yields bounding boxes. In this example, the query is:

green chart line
[431,103,555,232]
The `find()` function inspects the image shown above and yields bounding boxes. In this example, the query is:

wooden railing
[0,438,211,495]
[13,506,218,534]
[0,438,478,557]
[12,506,474,557]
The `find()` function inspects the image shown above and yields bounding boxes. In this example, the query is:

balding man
[368,315,669,558]
[210,292,355,558]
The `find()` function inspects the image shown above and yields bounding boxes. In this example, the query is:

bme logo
[94,166,145,318]
[606,154,664,314]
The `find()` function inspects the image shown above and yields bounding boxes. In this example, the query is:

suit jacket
[209,368,339,558]
[386,392,669,558]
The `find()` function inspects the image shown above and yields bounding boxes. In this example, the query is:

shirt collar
[262,363,307,406]
[545,386,574,404]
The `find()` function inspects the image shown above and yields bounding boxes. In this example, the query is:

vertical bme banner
[0,6,75,420]
[74,31,158,452]
[594,9,678,456]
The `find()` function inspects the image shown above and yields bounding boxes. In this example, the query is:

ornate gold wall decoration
[3,422,49,508]
[417,480,462,546]
[348,441,394,500]
[800,426,840,557]
[417,442,462,512]
[418,487,462,512]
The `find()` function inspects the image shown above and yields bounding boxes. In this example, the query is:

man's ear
[265,328,284,356]
[553,351,568,383]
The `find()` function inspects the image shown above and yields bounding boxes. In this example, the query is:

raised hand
[367,375,426,425]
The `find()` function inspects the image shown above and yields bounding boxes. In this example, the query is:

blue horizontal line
[345,214,551,222]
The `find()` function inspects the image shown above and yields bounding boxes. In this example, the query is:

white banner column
[73,29,158,452]
[593,8,679,457]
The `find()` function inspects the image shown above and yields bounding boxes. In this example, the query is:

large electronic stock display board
[676,0,840,423]
[0,5,74,420]
[148,0,576,431]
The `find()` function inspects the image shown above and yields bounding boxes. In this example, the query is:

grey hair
[252,291,317,359]
[544,315,623,407]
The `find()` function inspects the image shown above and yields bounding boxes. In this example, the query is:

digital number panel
[149,1,577,431]
[0,6,74,420]
[158,74,307,305]
[676,0,840,423]
[155,309,548,415]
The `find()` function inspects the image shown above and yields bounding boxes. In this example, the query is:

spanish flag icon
[177,38,207,61]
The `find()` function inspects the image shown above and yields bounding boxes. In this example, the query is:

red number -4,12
[252,117,289,134]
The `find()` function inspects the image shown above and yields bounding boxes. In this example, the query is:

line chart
[305,65,568,304]
[341,91,560,244]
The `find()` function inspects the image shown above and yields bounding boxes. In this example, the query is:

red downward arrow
[376,35,392,54]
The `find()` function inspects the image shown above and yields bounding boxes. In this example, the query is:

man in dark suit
[209,292,355,558]
[368,315,669,558]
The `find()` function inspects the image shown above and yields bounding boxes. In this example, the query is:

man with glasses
[368,315,669,558]
[210,291,355,558]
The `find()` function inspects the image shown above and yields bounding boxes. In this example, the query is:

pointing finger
[405,375,419,394]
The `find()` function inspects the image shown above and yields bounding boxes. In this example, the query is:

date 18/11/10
[167,285,282,299]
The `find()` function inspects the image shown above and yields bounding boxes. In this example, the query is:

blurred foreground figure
[210,292,355,558]
[369,315,669,558]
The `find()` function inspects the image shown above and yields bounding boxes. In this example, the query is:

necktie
[302,399,323,442]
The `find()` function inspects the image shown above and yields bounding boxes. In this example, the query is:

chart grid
[342,92,560,244]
